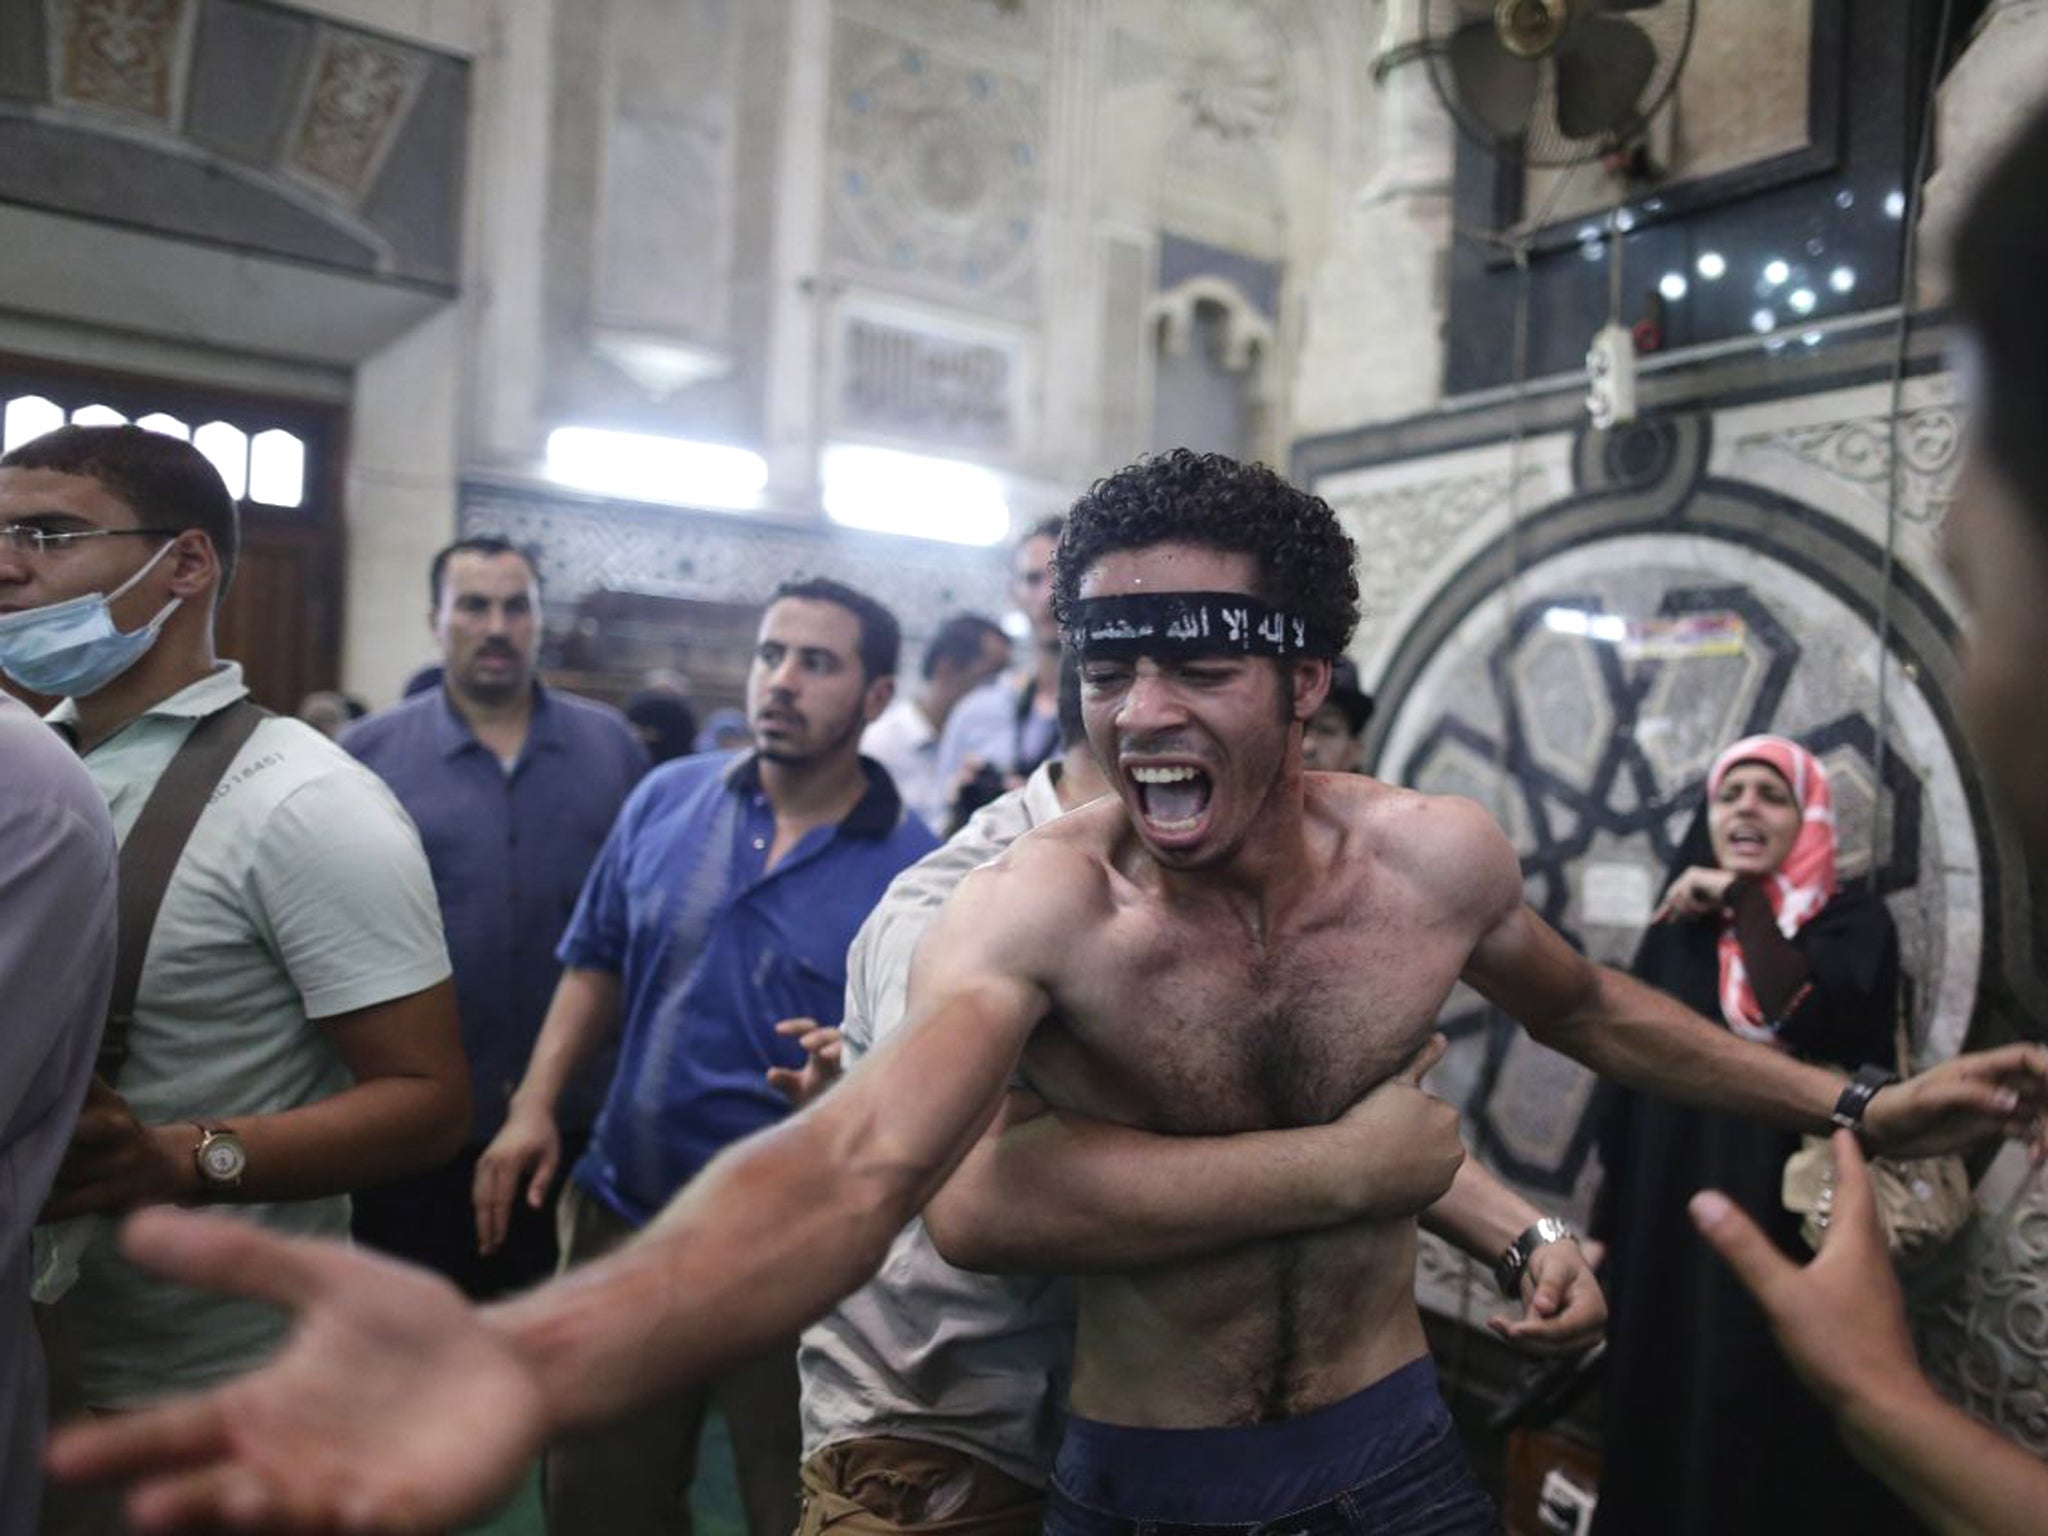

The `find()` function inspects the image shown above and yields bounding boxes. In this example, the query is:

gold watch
[191,1121,247,1193]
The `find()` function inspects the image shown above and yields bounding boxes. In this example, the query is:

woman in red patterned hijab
[1654,734,1840,1043]
[1590,732,1914,1536]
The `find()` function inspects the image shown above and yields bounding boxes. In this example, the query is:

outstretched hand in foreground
[47,1208,548,1534]
[1692,1129,2048,1536]
[1862,1042,2048,1160]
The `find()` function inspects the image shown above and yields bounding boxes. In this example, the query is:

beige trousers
[798,1437,1045,1536]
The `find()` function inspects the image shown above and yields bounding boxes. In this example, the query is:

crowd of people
[6,87,2048,1536]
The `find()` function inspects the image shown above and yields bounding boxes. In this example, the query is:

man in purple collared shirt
[0,692,114,1536]
[343,537,646,1297]
[473,576,936,1536]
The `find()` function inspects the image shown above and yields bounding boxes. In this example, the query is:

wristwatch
[1495,1216,1577,1299]
[1830,1063,1898,1137]
[191,1121,247,1194]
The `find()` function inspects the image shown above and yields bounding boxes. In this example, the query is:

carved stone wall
[826,17,1047,317]
[1306,369,2048,1447]
[49,0,198,122]
[283,27,432,206]
[458,478,1010,678]
[587,0,740,350]
[832,299,1025,453]
[4,0,467,283]
[799,0,1355,482]
[1100,0,1342,264]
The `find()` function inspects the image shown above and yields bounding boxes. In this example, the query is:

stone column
[760,0,833,507]
[1290,0,1455,436]
[581,0,743,399]
[343,0,535,700]
[1038,0,1108,483]
[464,0,555,466]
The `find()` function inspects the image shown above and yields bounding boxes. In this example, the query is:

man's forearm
[509,968,622,1116]
[486,1090,931,1431]
[923,1085,1466,1275]
[154,1073,470,1205]
[1543,966,1844,1131]
[51,980,469,1218]
[1421,1159,1543,1261]
[490,976,1032,1431]
[1840,1377,2048,1536]
[923,1108,1361,1272]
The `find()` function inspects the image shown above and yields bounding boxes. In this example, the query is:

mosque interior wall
[1292,0,2048,1449]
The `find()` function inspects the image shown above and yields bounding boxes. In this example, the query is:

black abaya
[1588,883,1926,1535]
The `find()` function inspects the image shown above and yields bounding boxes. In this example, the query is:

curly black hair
[1052,449,1360,653]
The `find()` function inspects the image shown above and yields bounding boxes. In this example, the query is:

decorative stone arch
[1148,274,1275,372]
[1365,412,2035,1203]
[1146,275,1279,458]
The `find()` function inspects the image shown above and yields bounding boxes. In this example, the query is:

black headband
[1063,592,1336,660]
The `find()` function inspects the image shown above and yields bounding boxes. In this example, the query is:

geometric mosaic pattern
[1325,405,2048,1432]
[1365,416,1988,1223]
[1399,575,1941,1201]
[828,19,1044,310]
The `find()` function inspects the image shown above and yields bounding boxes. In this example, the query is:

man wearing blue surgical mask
[0,450,201,732]
[0,424,470,1536]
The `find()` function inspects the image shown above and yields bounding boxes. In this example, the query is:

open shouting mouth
[1721,824,1777,864]
[1129,762,1214,838]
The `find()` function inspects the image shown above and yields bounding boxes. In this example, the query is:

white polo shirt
[46,663,451,1407]
[798,764,1077,1486]
[862,695,946,835]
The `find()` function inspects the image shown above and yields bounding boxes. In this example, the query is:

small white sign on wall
[1578,860,1657,930]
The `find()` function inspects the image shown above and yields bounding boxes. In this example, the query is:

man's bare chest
[1022,901,1473,1136]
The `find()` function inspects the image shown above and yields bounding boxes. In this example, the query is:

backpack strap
[100,699,271,1083]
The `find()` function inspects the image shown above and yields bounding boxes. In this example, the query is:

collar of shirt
[46,661,250,745]
[876,695,938,753]
[1021,759,1067,824]
[427,681,564,765]
[721,750,905,841]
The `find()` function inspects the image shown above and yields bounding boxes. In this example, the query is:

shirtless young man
[51,452,2048,1535]
[793,657,1604,1536]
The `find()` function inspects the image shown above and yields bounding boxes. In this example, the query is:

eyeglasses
[0,524,183,556]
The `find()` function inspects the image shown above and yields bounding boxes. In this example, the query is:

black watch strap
[1830,1063,1897,1132]
[1494,1216,1576,1299]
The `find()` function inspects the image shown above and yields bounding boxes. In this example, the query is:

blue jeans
[1042,1358,1496,1536]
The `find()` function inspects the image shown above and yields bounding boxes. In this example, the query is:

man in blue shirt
[343,537,647,1297]
[474,575,936,1536]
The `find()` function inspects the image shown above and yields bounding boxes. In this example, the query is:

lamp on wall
[544,427,767,510]
[821,444,1011,546]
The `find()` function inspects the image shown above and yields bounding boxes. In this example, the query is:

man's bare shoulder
[1316,775,1523,915]
[921,806,1130,999]
[958,794,1126,913]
